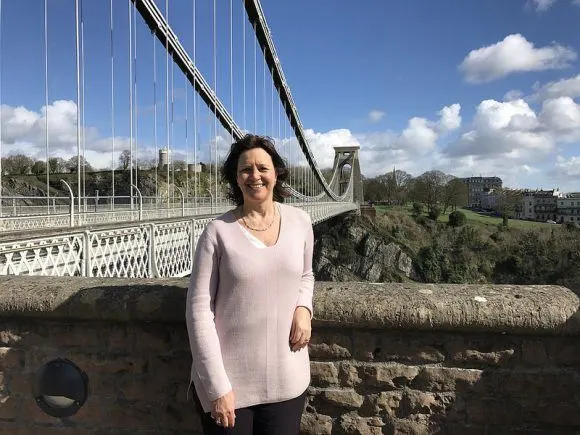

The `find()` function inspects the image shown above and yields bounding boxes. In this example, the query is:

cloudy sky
[1,0,579,192]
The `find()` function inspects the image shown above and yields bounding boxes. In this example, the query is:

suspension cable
[81,0,86,209]
[128,0,134,208]
[230,0,233,146]
[152,27,157,204]
[193,0,197,207]
[75,0,81,212]
[185,74,189,202]
[133,0,138,192]
[165,0,169,207]
[253,22,256,133]
[44,0,50,213]
[213,0,218,205]
[0,0,3,216]
[110,0,115,207]
[242,0,246,131]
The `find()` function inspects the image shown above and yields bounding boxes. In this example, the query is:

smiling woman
[186,134,314,435]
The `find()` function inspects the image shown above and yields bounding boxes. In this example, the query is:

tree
[494,187,522,224]
[48,157,66,174]
[173,160,187,171]
[413,170,447,212]
[448,210,467,227]
[442,178,468,214]
[1,154,34,175]
[66,156,93,173]
[118,150,132,171]
[31,160,47,175]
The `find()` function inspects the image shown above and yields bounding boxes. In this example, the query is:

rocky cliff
[313,214,418,283]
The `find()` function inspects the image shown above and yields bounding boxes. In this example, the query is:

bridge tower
[329,146,364,203]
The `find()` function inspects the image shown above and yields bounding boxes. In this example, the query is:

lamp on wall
[32,358,89,418]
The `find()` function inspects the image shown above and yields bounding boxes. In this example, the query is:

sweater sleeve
[185,224,232,401]
[296,214,315,316]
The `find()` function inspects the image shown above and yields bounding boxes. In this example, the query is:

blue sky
[1,0,579,192]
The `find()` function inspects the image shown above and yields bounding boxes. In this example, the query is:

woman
[186,134,314,434]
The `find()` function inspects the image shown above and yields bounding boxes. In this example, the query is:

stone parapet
[0,277,578,434]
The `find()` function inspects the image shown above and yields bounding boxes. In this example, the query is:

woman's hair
[221,134,289,205]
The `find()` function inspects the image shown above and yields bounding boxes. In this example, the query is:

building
[533,189,562,222]
[460,177,502,208]
[520,190,536,220]
[557,192,580,224]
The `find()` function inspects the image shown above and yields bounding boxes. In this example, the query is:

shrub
[428,206,441,221]
[412,202,423,217]
[448,210,467,227]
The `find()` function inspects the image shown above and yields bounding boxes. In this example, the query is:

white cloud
[504,89,524,101]
[437,104,462,132]
[539,96,580,141]
[445,99,555,158]
[459,34,576,83]
[554,155,580,177]
[368,110,385,123]
[531,74,580,101]
[0,100,132,169]
[573,0,580,6]
[529,0,557,11]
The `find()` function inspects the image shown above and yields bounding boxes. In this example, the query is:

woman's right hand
[210,390,236,428]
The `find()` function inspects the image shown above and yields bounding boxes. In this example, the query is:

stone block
[70,352,149,375]
[339,413,384,435]
[363,364,420,390]
[338,362,362,387]
[520,340,548,366]
[354,333,445,364]
[317,389,364,411]
[397,390,452,419]
[310,330,352,360]
[410,367,482,392]
[362,391,402,417]
[301,412,333,435]
[0,347,25,370]
[464,397,523,426]
[449,348,515,367]
[0,392,21,420]
[311,361,339,386]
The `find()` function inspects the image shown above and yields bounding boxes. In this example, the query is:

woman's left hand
[290,306,312,352]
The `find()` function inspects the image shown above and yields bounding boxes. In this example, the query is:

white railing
[0,202,356,278]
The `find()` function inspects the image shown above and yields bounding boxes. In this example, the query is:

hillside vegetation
[314,206,580,294]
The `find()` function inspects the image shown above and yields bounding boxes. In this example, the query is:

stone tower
[328,146,363,203]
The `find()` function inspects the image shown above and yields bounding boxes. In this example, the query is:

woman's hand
[210,390,236,428]
[290,306,312,352]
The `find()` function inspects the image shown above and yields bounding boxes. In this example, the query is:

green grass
[374,204,554,229]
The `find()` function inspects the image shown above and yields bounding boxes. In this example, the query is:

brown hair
[221,134,289,206]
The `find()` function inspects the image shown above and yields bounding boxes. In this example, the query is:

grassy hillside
[369,206,580,294]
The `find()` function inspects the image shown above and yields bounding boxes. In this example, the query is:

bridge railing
[0,202,357,278]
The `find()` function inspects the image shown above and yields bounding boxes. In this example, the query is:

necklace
[241,205,277,232]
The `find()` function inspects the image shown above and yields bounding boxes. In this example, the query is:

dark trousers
[193,390,307,435]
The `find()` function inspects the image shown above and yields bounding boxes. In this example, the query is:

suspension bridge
[0,0,363,278]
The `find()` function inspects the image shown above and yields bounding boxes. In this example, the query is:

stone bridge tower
[329,146,364,203]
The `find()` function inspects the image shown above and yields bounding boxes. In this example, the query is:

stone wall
[0,277,578,434]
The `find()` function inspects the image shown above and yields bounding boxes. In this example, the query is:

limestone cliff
[313,214,418,283]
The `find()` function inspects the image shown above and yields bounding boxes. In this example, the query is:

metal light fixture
[33,358,89,418]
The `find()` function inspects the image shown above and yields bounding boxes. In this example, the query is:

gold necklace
[241,205,277,232]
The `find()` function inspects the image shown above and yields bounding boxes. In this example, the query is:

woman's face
[236,147,277,205]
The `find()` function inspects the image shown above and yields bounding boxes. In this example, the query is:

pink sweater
[186,203,314,412]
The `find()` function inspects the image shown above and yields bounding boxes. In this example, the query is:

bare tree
[118,150,132,171]
[1,154,34,175]
[48,157,66,174]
